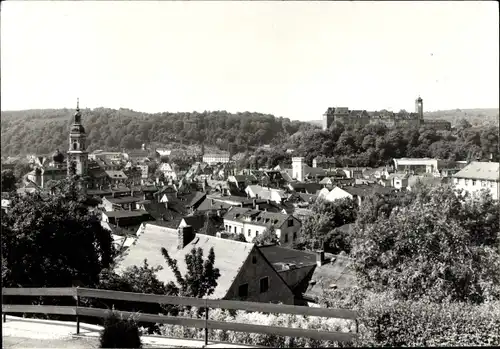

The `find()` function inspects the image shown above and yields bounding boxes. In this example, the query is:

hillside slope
[0,108,316,156]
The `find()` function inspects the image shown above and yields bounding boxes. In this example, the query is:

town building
[452,161,499,200]
[202,152,231,165]
[393,158,445,175]
[117,224,295,304]
[223,207,301,246]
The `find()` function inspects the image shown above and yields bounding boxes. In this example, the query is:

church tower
[415,96,423,119]
[67,98,88,176]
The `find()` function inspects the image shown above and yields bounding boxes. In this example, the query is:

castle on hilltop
[322,97,451,131]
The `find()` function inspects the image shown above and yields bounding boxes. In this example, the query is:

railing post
[3,291,6,323]
[204,298,209,346]
[76,287,80,335]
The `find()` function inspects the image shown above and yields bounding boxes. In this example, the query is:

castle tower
[292,157,305,182]
[67,98,88,176]
[415,96,423,119]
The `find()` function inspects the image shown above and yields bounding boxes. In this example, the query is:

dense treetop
[0,108,315,156]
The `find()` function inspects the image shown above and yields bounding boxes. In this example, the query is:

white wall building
[203,153,230,165]
[452,161,499,200]
[292,157,305,182]
[393,158,444,175]
[223,208,302,246]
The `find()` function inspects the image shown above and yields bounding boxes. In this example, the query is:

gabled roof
[186,191,207,208]
[246,185,286,200]
[104,196,142,205]
[453,161,499,181]
[105,170,128,179]
[342,184,396,197]
[103,210,150,219]
[116,223,254,299]
[223,207,295,228]
[305,255,357,298]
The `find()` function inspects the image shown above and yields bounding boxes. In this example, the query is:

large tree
[161,247,221,299]
[1,178,115,288]
[295,197,358,253]
[351,185,500,303]
[1,169,17,192]
[252,226,279,246]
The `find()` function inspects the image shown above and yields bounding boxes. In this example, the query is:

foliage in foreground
[321,288,500,347]
[1,177,115,288]
[99,311,142,349]
[159,306,354,348]
[351,185,500,303]
[161,246,221,299]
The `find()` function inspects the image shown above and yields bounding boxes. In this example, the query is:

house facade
[452,161,499,200]
[203,153,230,165]
[223,207,302,246]
[116,224,295,304]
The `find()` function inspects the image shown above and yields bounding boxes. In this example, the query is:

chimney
[253,199,257,208]
[178,225,195,249]
[256,204,260,211]
[316,250,325,267]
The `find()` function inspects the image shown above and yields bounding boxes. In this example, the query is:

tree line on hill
[0,108,315,156]
[239,120,498,169]
[3,108,498,171]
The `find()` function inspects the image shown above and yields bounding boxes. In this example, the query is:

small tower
[67,98,88,176]
[415,96,423,119]
[292,157,305,182]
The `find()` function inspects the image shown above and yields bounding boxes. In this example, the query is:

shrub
[321,288,500,347]
[159,306,355,348]
[99,311,142,348]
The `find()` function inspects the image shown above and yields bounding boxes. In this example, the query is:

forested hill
[0,108,317,156]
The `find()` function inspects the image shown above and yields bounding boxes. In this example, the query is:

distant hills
[0,108,315,157]
[307,108,499,128]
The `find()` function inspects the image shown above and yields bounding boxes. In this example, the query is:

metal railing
[2,287,358,345]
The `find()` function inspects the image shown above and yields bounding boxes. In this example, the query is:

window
[225,225,228,231]
[284,234,288,243]
[293,231,297,241]
[252,256,257,264]
[248,229,251,236]
[472,180,477,186]
[259,277,269,293]
[73,143,77,150]
[288,219,294,227]
[234,226,237,234]
[238,283,249,298]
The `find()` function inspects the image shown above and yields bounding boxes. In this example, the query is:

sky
[1,1,498,121]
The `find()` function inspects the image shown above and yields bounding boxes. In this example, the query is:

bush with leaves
[99,311,142,349]
[320,287,500,347]
[351,185,500,303]
[161,247,221,298]
[296,197,357,253]
[89,260,176,333]
[1,177,115,289]
[252,226,279,246]
[159,306,355,348]
[1,169,17,192]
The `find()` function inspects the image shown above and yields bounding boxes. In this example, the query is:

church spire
[74,98,81,124]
